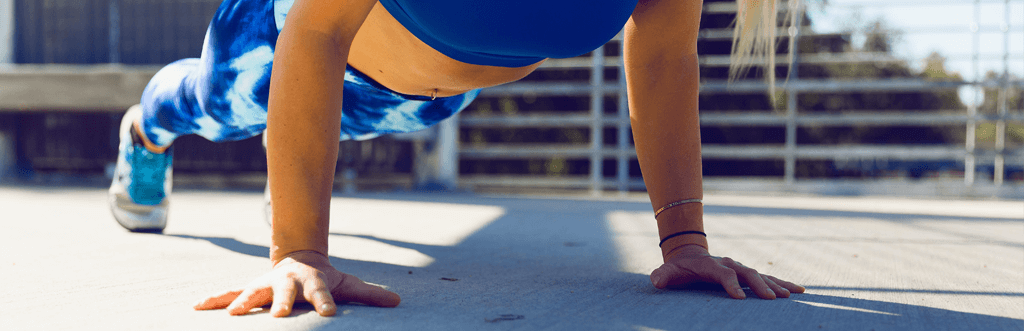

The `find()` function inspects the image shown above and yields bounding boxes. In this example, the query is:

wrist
[659,242,708,262]
[273,249,330,268]
[661,235,709,262]
[655,201,705,262]
[269,211,330,265]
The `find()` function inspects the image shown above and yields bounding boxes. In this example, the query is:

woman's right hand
[192,250,401,317]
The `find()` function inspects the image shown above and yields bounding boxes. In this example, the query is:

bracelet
[653,199,702,219]
[659,230,707,247]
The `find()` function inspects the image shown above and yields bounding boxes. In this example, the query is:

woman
[108,0,804,317]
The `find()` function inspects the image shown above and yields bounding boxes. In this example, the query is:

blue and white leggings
[139,0,480,147]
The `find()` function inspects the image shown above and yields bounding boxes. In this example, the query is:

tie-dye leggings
[138,0,480,147]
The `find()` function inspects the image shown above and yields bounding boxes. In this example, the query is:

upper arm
[282,0,379,45]
[625,0,703,59]
[269,0,378,118]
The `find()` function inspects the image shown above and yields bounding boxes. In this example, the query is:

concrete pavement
[1,185,1021,330]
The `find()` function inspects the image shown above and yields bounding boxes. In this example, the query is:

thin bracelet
[659,230,707,247]
[653,199,702,219]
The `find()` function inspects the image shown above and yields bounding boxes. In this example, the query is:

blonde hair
[730,0,797,96]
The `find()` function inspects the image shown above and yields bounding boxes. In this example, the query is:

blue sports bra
[378,0,638,67]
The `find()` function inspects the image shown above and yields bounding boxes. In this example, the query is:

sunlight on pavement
[703,195,1024,219]
[605,211,663,275]
[631,326,667,331]
[325,197,506,267]
[795,300,900,316]
[328,234,436,268]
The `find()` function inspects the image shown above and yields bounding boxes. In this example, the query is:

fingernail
[735,289,746,298]
[652,275,662,287]
[321,304,332,312]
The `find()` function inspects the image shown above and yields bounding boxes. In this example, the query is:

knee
[142,59,204,107]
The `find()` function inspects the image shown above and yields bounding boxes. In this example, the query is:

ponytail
[730,0,796,97]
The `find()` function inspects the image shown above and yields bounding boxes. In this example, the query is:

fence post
[590,46,605,195]
[994,0,1010,186]
[617,41,630,193]
[108,0,120,63]
[0,0,14,182]
[0,0,12,64]
[783,0,803,185]
[965,0,981,186]
[436,113,460,190]
[0,130,13,182]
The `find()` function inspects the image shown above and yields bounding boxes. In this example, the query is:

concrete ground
[1,185,1021,330]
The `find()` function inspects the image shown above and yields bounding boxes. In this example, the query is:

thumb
[650,263,682,289]
[332,273,401,308]
[343,281,401,308]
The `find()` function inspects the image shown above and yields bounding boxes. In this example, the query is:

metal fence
[14,0,217,64]
[457,0,1023,196]
[3,0,1022,197]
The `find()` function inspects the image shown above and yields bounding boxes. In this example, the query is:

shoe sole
[109,105,170,233]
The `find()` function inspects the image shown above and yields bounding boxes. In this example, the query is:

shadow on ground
[165,194,1024,330]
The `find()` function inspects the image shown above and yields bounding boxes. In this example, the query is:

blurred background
[0,0,1021,198]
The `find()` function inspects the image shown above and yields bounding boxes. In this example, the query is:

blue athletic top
[378,0,639,68]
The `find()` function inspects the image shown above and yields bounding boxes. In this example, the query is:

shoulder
[631,0,702,22]
[626,0,702,55]
[283,0,379,41]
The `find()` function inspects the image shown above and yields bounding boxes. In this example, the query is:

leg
[138,0,280,147]
[110,0,279,232]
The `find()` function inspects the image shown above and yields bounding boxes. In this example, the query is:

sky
[804,0,1024,81]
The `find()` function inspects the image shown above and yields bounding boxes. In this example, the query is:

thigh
[212,0,479,142]
[195,0,280,141]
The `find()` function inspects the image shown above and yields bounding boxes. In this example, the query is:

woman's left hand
[649,245,805,299]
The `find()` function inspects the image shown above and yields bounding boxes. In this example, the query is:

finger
[333,276,402,308]
[270,279,299,318]
[193,289,243,310]
[709,258,745,299]
[650,263,681,289]
[731,264,775,300]
[766,275,805,293]
[303,275,337,316]
[762,275,789,298]
[227,286,273,316]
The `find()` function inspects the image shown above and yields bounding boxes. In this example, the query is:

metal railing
[1,0,1019,197]
[453,0,1023,196]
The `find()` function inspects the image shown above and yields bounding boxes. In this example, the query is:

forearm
[625,42,705,261]
[625,52,702,212]
[266,25,348,265]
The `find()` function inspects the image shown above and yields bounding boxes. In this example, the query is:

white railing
[0,1,1019,197]
[450,0,1023,197]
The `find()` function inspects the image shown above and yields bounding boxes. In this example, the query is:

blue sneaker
[108,105,173,232]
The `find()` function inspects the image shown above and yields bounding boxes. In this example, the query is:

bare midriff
[347,3,545,98]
